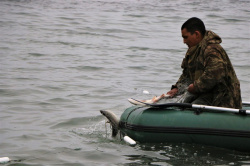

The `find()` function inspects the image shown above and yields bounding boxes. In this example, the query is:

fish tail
[100,110,120,137]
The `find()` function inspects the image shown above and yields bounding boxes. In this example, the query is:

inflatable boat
[101,101,250,152]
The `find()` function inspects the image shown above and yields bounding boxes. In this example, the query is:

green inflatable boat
[101,102,250,152]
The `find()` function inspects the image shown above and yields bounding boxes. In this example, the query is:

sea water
[0,0,249,165]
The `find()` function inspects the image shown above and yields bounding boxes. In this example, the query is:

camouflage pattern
[173,30,242,108]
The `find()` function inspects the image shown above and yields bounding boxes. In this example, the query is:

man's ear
[194,30,202,39]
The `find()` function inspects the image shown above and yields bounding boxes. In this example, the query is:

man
[167,17,242,109]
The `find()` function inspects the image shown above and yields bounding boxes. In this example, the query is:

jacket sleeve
[194,48,225,93]
[171,56,191,94]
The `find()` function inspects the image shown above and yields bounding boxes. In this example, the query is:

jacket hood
[203,30,222,45]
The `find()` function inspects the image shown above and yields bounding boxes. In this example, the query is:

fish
[128,93,170,106]
[100,110,120,137]
[100,110,137,145]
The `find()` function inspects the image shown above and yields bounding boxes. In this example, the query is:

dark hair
[181,17,206,36]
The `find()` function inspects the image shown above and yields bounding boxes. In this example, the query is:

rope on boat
[131,98,250,115]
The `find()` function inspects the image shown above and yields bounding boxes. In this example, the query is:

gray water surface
[0,0,250,165]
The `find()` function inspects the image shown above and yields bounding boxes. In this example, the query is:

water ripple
[0,0,249,165]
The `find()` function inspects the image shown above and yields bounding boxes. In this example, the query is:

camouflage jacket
[173,30,242,108]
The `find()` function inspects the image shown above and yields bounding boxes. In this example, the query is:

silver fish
[100,110,120,137]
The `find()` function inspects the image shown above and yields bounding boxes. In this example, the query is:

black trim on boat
[119,121,250,138]
[239,109,246,115]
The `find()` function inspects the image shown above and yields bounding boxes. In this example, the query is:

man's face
[181,28,200,48]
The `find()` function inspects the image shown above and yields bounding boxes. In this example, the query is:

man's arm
[167,56,190,97]
[193,50,225,93]
[167,88,178,97]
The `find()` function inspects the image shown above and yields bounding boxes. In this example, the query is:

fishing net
[157,79,198,104]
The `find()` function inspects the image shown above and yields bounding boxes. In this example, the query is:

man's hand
[187,83,196,94]
[167,88,178,98]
